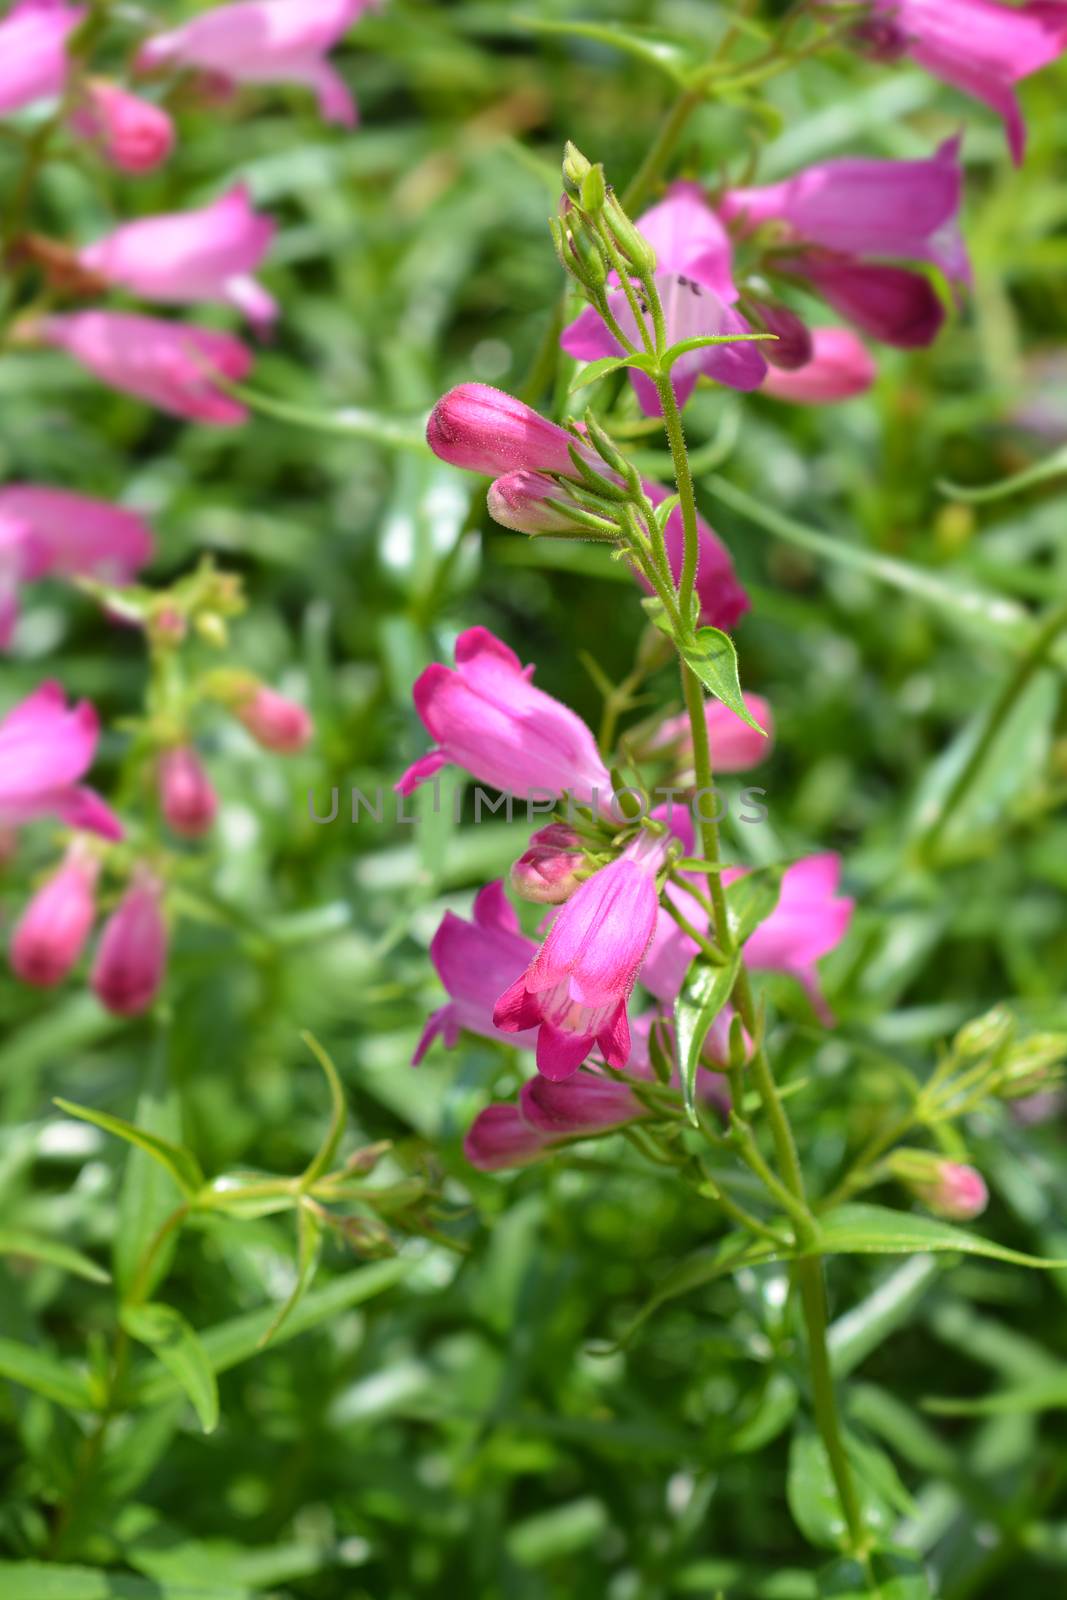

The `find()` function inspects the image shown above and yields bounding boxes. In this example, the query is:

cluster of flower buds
[950,1005,1067,1103]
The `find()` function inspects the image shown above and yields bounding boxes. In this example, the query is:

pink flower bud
[890,1150,989,1221]
[487,471,591,535]
[233,685,313,753]
[91,872,167,1016]
[69,81,175,174]
[762,328,877,405]
[748,298,814,370]
[511,824,584,905]
[427,384,588,478]
[519,1072,643,1134]
[158,746,218,838]
[10,848,98,988]
[463,1104,549,1171]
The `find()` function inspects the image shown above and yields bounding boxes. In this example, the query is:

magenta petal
[52,786,124,840]
[536,1020,595,1080]
[395,748,448,796]
[597,1002,631,1070]
[493,975,542,1034]
[412,1004,459,1065]
[560,303,623,363]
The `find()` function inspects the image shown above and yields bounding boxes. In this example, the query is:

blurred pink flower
[0,0,84,117]
[0,485,153,648]
[91,870,167,1016]
[78,186,276,330]
[136,0,375,128]
[158,746,218,838]
[0,682,121,840]
[397,626,612,808]
[38,311,251,425]
[231,683,313,751]
[463,1103,549,1171]
[646,693,773,774]
[761,327,877,404]
[10,844,98,987]
[69,81,175,173]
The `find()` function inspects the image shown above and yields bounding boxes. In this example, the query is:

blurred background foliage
[2,1,1067,1596]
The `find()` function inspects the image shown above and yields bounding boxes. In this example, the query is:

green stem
[921,600,1067,862]
[654,375,702,625]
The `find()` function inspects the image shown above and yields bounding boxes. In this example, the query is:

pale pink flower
[158,746,218,838]
[397,626,612,808]
[0,682,121,840]
[136,0,375,128]
[78,187,276,331]
[762,328,877,404]
[231,684,312,752]
[91,870,167,1016]
[0,0,84,117]
[10,845,98,987]
[645,693,773,775]
[69,80,175,173]
[38,312,251,425]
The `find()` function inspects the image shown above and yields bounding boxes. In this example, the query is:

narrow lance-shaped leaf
[257,1199,324,1351]
[53,1099,204,1199]
[674,954,740,1125]
[299,1031,347,1189]
[120,1302,219,1435]
[726,865,784,946]
[0,1337,96,1411]
[0,1227,109,1285]
[680,627,768,733]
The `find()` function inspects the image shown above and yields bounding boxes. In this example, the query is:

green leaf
[120,1304,219,1435]
[921,1376,1067,1418]
[675,955,740,1125]
[53,1099,205,1199]
[728,1371,798,1454]
[605,1231,766,1351]
[679,626,767,731]
[124,1258,413,1407]
[939,444,1067,503]
[567,355,648,393]
[817,1550,934,1599]
[663,332,775,366]
[0,1337,95,1410]
[726,865,784,946]
[788,1425,911,1552]
[0,1565,251,1600]
[257,1200,324,1350]
[299,1032,347,1188]
[0,1227,109,1285]
[811,1204,1067,1270]
[515,17,695,84]
[114,1028,183,1297]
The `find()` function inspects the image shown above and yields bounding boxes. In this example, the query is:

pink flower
[777,254,945,348]
[136,0,375,128]
[889,1151,989,1220]
[427,383,594,478]
[414,881,538,1063]
[519,1071,644,1134]
[0,485,153,648]
[642,481,750,632]
[747,299,814,371]
[463,1104,550,1171]
[0,682,121,840]
[38,312,251,426]
[158,746,218,838]
[68,80,175,173]
[642,853,853,1022]
[90,870,167,1016]
[854,0,1067,164]
[761,328,877,404]
[562,180,768,412]
[646,693,773,775]
[231,683,312,752]
[511,823,584,904]
[397,626,612,807]
[494,831,669,1080]
[10,845,98,987]
[721,139,969,287]
[0,0,84,117]
[78,187,276,331]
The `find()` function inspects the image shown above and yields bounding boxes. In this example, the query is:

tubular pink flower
[779,255,945,349]
[0,0,84,117]
[0,682,122,840]
[135,0,374,128]
[634,180,740,302]
[10,845,98,988]
[486,471,591,535]
[511,823,584,905]
[647,693,773,775]
[747,299,814,371]
[720,139,969,288]
[413,881,539,1064]
[427,383,594,478]
[857,0,1067,165]
[90,870,167,1016]
[641,481,750,632]
[231,684,313,752]
[38,312,251,426]
[397,626,612,808]
[78,187,277,331]
[494,831,670,1080]
[158,746,218,838]
[0,485,153,647]
[68,81,175,173]
[761,328,877,404]
[519,1071,644,1134]
[463,1103,551,1171]
[642,853,853,1022]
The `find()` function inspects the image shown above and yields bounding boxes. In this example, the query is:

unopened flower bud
[580,163,607,216]
[69,81,175,174]
[427,383,595,478]
[147,605,187,646]
[746,297,813,370]
[511,824,585,904]
[997,1033,1067,1100]
[603,192,657,276]
[158,745,218,838]
[464,1104,549,1171]
[91,871,168,1016]
[11,848,99,988]
[954,1005,1015,1060]
[232,684,313,754]
[562,141,594,196]
[890,1149,988,1221]
[487,471,610,536]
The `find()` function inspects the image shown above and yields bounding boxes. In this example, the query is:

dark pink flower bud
[511,824,585,904]
[487,471,591,534]
[233,685,313,753]
[463,1104,550,1171]
[69,80,176,174]
[158,746,218,838]
[762,328,877,405]
[890,1150,989,1221]
[91,872,167,1016]
[11,848,98,988]
[781,254,944,349]
[519,1072,643,1134]
[748,298,814,370]
[427,384,589,478]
